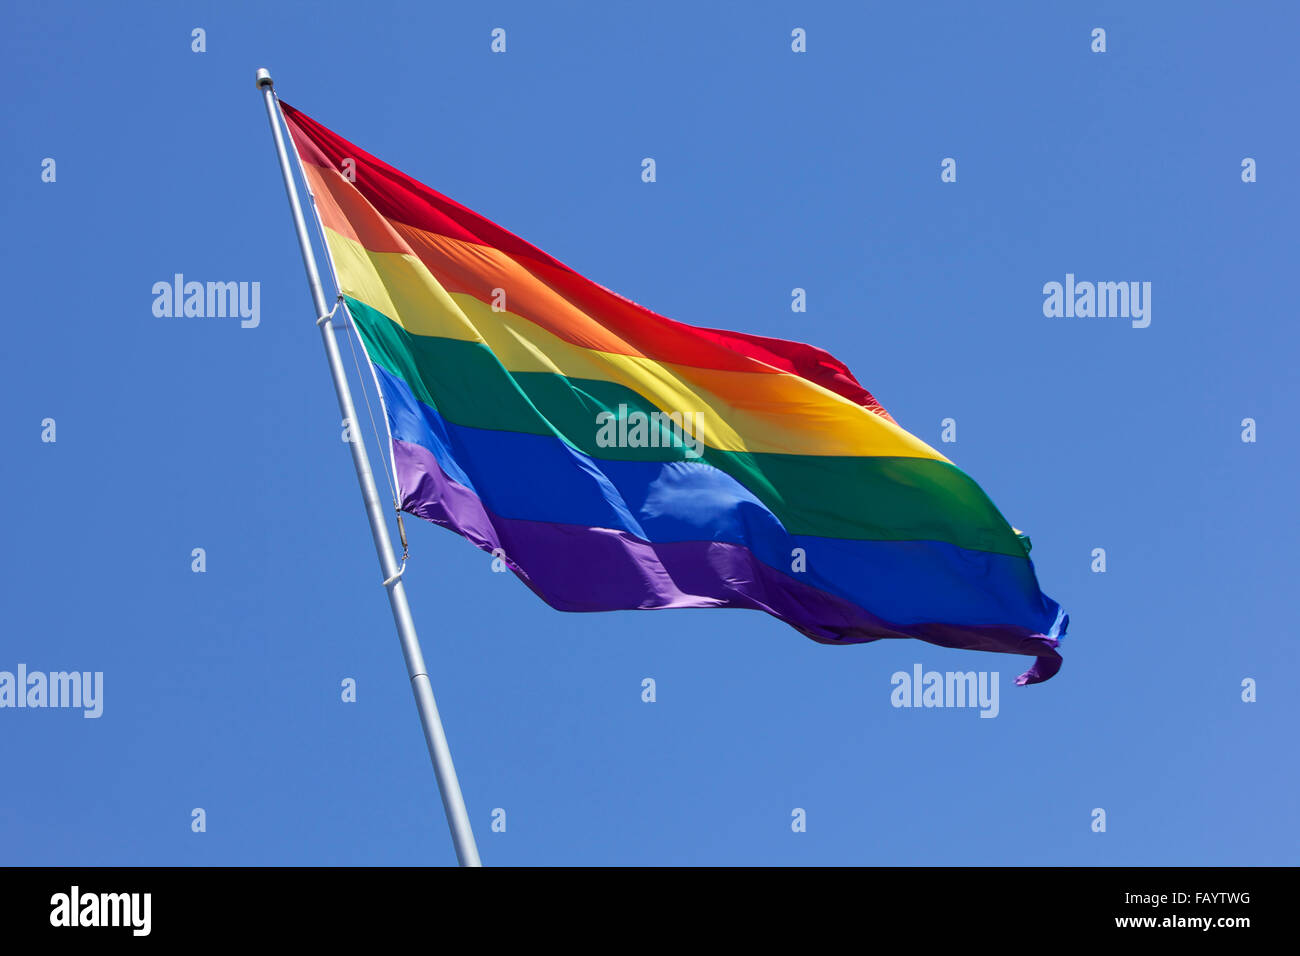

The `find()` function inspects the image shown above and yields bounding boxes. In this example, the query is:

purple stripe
[393,439,1063,685]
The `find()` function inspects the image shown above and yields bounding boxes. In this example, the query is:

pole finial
[255,68,273,90]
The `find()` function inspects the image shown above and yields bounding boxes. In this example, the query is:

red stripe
[282,101,570,270]
[280,100,894,421]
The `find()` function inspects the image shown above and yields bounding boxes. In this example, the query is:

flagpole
[254,68,482,868]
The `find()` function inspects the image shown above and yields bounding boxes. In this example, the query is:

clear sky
[2,1,1296,866]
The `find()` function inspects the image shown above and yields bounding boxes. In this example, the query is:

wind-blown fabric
[280,101,1068,684]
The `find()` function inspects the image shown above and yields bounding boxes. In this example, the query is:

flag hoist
[255,68,481,868]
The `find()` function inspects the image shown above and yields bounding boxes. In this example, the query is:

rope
[281,106,412,578]
[339,296,410,566]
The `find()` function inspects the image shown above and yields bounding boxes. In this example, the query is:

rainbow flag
[281,102,1068,685]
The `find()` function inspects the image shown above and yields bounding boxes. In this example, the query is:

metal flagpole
[254,68,482,867]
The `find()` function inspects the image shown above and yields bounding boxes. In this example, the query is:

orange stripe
[307,162,802,372]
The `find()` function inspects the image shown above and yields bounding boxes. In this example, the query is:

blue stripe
[376,363,1060,631]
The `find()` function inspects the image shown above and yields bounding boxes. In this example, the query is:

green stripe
[346,296,1028,558]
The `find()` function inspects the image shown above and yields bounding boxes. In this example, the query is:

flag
[280,102,1068,684]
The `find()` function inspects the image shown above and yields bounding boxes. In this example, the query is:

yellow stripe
[324,229,947,462]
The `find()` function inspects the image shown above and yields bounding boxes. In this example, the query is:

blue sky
[2,1,1296,866]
